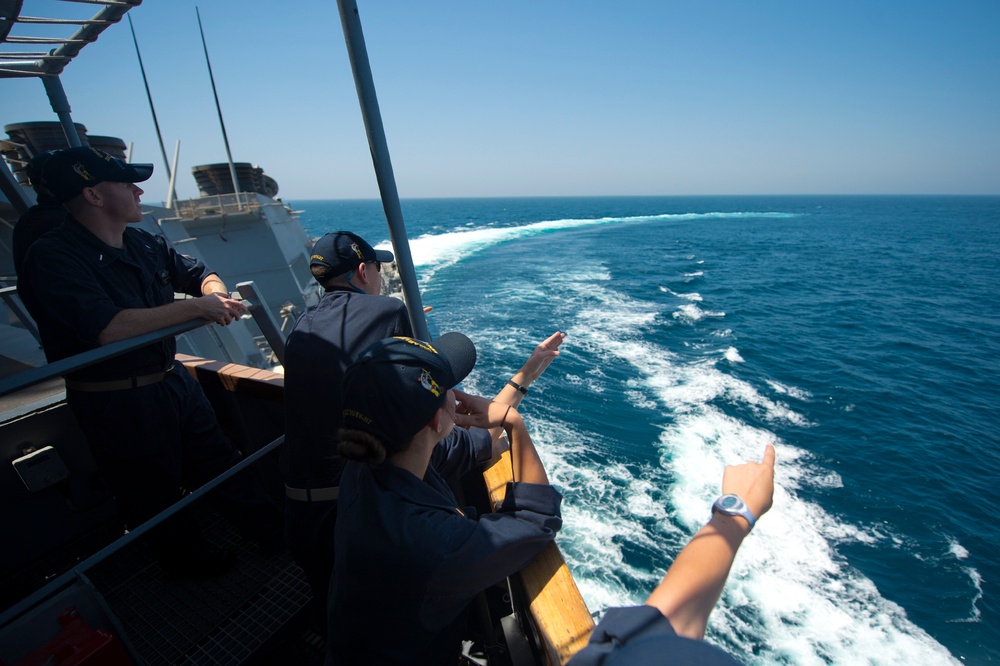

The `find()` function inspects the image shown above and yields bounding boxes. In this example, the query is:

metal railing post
[236,281,286,366]
[0,286,41,344]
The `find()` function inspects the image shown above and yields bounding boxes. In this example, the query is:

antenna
[127,13,178,205]
[196,6,243,209]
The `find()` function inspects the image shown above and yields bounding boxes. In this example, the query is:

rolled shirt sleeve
[162,237,214,297]
[430,426,493,482]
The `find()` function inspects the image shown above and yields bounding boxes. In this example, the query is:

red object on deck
[14,607,132,666]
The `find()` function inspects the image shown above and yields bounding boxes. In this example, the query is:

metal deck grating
[87,503,312,665]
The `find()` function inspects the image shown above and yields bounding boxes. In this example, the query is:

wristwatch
[712,494,756,529]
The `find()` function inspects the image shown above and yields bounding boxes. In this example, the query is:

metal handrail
[0,279,287,398]
[0,318,207,398]
[0,433,286,630]
[0,286,40,345]
[0,284,290,627]
[236,281,285,366]
[172,193,262,219]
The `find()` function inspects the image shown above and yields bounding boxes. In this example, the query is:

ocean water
[296,195,1000,665]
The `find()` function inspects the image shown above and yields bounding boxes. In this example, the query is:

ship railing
[0,304,288,630]
[0,283,285,399]
[237,280,285,366]
[0,420,285,632]
[0,318,202,400]
[0,286,40,345]
[171,192,264,219]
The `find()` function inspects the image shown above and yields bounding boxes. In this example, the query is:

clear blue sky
[4,0,999,201]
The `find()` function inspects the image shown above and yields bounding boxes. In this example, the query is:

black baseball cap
[341,333,477,450]
[24,151,54,186]
[24,151,58,200]
[40,146,153,203]
[310,231,394,277]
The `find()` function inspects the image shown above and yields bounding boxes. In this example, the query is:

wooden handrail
[482,446,594,664]
[176,353,284,402]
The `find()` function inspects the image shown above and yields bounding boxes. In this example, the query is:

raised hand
[517,331,565,384]
[721,444,775,523]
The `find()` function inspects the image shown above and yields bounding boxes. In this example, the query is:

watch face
[719,495,743,511]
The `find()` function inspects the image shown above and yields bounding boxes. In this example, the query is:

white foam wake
[379,211,799,278]
[537,264,956,665]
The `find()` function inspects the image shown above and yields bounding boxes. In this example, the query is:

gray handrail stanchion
[0,286,41,344]
[236,281,286,366]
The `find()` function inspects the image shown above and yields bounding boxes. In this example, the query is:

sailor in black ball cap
[17,146,282,578]
[12,150,66,276]
[326,333,564,666]
[282,230,416,613]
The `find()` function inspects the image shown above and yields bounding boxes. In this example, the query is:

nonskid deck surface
[87,503,314,665]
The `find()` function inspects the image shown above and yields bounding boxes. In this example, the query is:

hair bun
[338,427,387,465]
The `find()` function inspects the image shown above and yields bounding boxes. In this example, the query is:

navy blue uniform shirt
[12,195,66,277]
[568,606,742,666]
[327,431,563,665]
[18,217,213,381]
[282,286,412,489]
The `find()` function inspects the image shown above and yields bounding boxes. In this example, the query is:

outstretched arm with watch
[486,331,565,443]
[645,444,776,640]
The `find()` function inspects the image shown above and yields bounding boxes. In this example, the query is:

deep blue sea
[295,195,1000,665]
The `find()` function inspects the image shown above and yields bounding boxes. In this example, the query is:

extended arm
[487,331,565,442]
[644,445,776,639]
[97,274,248,345]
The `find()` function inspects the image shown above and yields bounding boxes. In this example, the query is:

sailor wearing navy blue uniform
[282,231,414,600]
[17,146,281,576]
[326,334,563,665]
[12,150,66,277]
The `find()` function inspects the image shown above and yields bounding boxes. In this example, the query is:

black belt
[285,484,340,502]
[65,366,173,392]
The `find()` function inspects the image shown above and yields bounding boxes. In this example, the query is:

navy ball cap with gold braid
[309,230,394,277]
[40,146,153,203]
[341,333,477,451]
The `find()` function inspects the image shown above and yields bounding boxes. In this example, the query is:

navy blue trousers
[68,360,280,560]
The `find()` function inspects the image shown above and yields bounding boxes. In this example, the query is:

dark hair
[312,264,355,289]
[338,427,388,465]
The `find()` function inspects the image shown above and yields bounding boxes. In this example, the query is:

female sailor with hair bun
[325,333,563,666]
